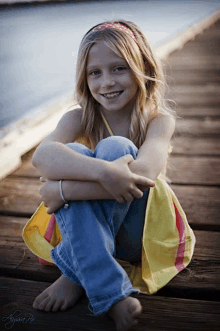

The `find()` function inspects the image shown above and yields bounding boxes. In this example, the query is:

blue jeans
[50,136,149,315]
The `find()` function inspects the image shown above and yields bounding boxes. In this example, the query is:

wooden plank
[8,119,220,180]
[11,152,220,185]
[164,68,220,86]
[0,178,41,216]
[0,216,29,247]
[166,59,220,71]
[175,118,220,137]
[159,230,220,301]
[0,245,61,283]
[156,11,220,60]
[174,106,220,117]
[168,156,220,185]
[11,162,40,178]
[170,38,220,57]
[168,93,220,109]
[0,180,220,229]
[1,192,219,243]
[9,144,220,186]
[11,119,220,179]
[170,185,220,230]
[167,43,220,57]
[0,277,220,331]
[166,40,220,66]
[0,230,219,301]
[170,83,220,95]
[13,137,220,180]
[0,277,115,331]
[9,146,220,185]
[10,148,39,178]
[165,54,220,68]
[10,152,220,185]
[172,136,220,155]
[168,25,220,60]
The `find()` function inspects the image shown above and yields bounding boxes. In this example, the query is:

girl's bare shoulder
[57,107,84,141]
[42,107,84,145]
[146,113,175,138]
[63,107,83,126]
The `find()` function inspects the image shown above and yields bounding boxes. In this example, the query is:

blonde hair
[74,20,175,150]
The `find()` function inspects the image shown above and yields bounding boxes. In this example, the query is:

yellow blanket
[22,176,195,295]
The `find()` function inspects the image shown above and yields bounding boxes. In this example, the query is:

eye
[114,66,126,72]
[89,70,100,76]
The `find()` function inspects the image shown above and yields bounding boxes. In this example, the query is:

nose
[101,72,116,88]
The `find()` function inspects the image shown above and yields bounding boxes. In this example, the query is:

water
[0,0,219,128]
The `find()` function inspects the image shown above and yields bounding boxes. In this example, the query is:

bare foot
[33,274,84,312]
[108,296,142,331]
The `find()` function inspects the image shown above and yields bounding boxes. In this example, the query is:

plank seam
[171,153,220,158]
[0,211,33,218]
[170,183,220,187]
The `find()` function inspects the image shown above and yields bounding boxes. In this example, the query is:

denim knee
[94,136,138,161]
[66,142,93,157]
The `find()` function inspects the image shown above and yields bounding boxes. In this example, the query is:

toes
[60,302,68,311]
[44,298,56,312]
[37,297,51,311]
[60,300,71,311]
[134,304,142,317]
[132,305,142,318]
[128,298,142,317]
[33,299,42,310]
[33,293,49,309]
[33,299,39,309]
[52,299,64,312]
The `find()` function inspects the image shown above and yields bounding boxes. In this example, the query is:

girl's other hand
[128,159,154,192]
[39,179,64,214]
[100,155,155,204]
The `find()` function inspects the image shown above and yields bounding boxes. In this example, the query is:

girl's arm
[39,178,114,214]
[32,109,108,182]
[40,156,155,213]
[41,174,155,214]
[129,114,175,181]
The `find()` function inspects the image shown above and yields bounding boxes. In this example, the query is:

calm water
[0,0,219,128]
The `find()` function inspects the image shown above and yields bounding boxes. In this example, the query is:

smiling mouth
[101,91,123,99]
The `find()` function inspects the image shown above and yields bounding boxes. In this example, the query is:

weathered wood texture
[172,136,220,155]
[0,177,220,235]
[0,18,220,331]
[1,180,220,230]
[0,229,219,301]
[1,277,220,331]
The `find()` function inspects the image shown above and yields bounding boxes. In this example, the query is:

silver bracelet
[59,180,69,209]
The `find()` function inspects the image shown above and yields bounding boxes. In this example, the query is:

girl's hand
[99,154,155,204]
[128,159,153,192]
[39,178,64,214]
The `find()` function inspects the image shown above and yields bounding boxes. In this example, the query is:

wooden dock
[0,20,220,331]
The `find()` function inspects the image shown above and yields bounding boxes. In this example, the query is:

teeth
[103,92,121,99]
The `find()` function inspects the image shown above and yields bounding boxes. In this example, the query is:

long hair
[74,20,175,150]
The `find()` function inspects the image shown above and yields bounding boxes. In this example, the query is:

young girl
[24,20,195,331]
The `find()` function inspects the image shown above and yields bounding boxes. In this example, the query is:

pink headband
[91,22,138,45]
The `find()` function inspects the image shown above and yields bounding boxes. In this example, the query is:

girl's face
[86,40,138,115]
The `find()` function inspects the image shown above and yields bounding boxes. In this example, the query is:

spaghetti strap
[100,111,114,136]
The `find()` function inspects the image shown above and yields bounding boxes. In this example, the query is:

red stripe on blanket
[38,214,56,265]
[174,204,186,272]
[44,214,56,242]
